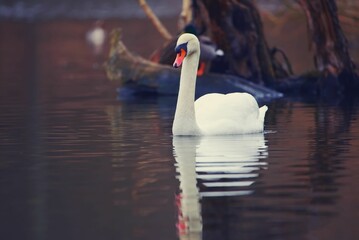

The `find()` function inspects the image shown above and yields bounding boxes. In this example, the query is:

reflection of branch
[138,0,172,41]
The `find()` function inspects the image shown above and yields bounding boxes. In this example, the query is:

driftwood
[105,29,282,100]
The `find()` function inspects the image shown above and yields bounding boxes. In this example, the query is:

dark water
[1,20,359,240]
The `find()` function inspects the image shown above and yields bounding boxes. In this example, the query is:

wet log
[105,29,282,100]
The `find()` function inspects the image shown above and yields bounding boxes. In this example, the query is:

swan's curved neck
[173,51,201,135]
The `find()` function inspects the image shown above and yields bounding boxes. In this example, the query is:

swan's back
[195,92,267,135]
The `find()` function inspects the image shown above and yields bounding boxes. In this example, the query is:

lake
[1,19,359,240]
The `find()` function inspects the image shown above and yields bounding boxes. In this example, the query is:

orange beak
[173,49,187,68]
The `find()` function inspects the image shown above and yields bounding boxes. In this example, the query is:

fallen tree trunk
[105,29,282,100]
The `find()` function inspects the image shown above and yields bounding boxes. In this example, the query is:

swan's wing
[195,93,258,121]
[194,92,268,135]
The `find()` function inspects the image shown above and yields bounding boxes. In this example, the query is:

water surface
[1,20,359,240]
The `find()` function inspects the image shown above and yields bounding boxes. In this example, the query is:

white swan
[172,33,268,136]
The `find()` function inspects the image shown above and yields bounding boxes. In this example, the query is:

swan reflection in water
[173,134,268,239]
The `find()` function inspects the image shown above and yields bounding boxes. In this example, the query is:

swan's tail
[259,105,268,123]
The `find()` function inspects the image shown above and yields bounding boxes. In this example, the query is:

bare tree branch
[138,0,173,41]
[178,0,193,30]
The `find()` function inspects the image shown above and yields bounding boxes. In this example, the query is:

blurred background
[1,1,359,240]
[1,0,358,102]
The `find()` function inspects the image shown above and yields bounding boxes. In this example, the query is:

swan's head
[173,33,200,68]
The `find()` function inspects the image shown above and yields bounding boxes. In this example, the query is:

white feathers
[195,93,267,135]
[172,33,267,136]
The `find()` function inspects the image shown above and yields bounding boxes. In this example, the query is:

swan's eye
[175,42,188,54]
